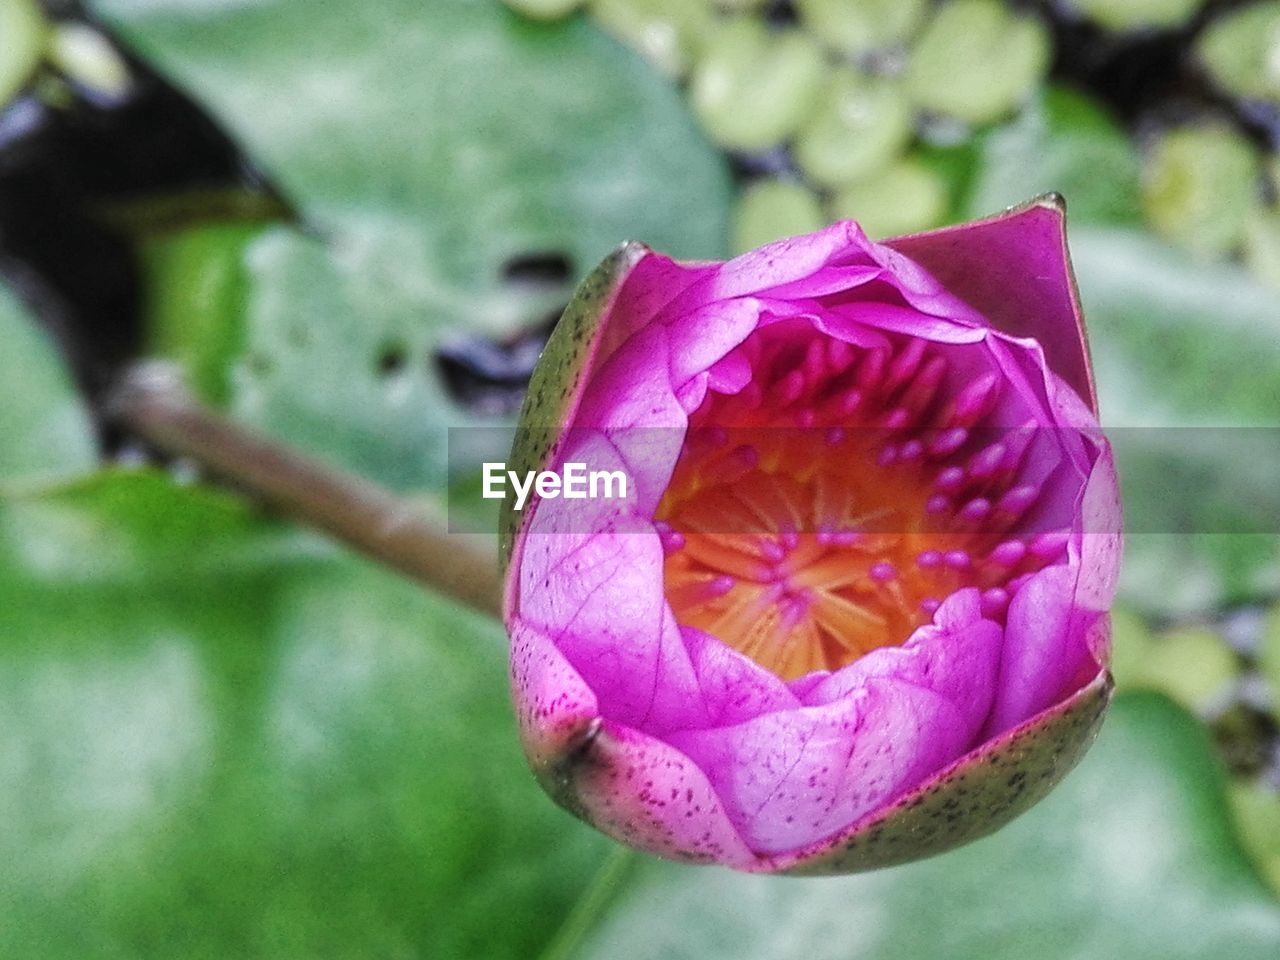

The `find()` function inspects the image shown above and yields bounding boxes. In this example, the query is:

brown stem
[110,363,502,619]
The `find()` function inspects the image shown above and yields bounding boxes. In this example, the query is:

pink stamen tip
[781,531,799,551]
[804,339,826,376]
[969,442,1007,478]
[856,349,887,389]
[883,407,912,430]
[825,426,845,446]
[935,466,966,493]
[709,575,736,597]
[662,531,685,554]
[959,498,993,523]
[929,427,968,457]
[998,485,1039,515]
[900,357,947,414]
[916,550,943,569]
[878,445,898,467]
[944,550,971,569]
[831,530,859,546]
[988,540,1027,566]
[778,369,806,405]
[838,389,864,416]
[870,562,898,582]
[796,409,816,428]
[951,373,1000,426]
[926,494,951,515]
[761,541,786,563]
[920,597,942,617]
[899,439,924,461]
[1030,530,1070,559]
[827,338,855,370]
[886,337,927,392]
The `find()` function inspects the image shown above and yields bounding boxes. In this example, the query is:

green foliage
[966,87,1143,225]
[1143,125,1260,261]
[0,283,96,487]
[97,0,732,492]
[1197,1,1280,102]
[690,18,825,151]
[732,180,825,253]
[0,0,45,106]
[905,0,1050,126]
[1070,227,1280,614]
[0,470,610,960]
[579,695,1280,960]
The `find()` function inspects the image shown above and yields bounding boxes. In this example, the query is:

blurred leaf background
[1,0,1279,956]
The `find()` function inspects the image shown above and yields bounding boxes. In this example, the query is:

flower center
[656,321,1065,680]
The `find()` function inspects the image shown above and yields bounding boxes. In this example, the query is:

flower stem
[109,362,502,619]
[538,846,637,960]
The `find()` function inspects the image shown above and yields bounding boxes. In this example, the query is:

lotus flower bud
[502,196,1121,874]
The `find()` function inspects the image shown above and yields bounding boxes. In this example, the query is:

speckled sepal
[774,669,1114,875]
[499,241,650,573]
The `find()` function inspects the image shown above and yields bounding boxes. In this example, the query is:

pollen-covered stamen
[657,322,1068,681]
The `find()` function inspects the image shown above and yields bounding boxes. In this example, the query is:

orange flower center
[655,322,1062,680]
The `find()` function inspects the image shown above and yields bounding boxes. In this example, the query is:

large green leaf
[0,282,96,486]
[577,694,1280,960]
[0,472,609,960]
[94,0,731,491]
[1068,227,1280,614]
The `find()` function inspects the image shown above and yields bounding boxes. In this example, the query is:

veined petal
[556,719,758,868]
[668,592,1001,853]
[884,196,1097,413]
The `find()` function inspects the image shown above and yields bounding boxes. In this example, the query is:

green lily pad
[0,0,45,107]
[1069,227,1280,615]
[0,470,609,960]
[965,87,1143,226]
[1231,781,1280,896]
[1261,604,1280,701]
[905,0,1050,126]
[731,180,826,254]
[1114,621,1240,713]
[94,0,731,491]
[578,694,1280,960]
[1070,0,1201,33]
[1196,0,1280,102]
[0,281,96,487]
[1142,124,1260,261]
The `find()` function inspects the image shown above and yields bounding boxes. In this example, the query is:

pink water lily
[501,196,1121,874]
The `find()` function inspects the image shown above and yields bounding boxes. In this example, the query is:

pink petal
[508,617,600,765]
[681,626,799,725]
[594,251,715,364]
[884,198,1097,413]
[984,563,1101,736]
[667,681,970,854]
[668,591,1002,853]
[515,522,709,734]
[566,720,758,867]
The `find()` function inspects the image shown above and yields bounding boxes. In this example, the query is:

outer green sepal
[499,241,649,570]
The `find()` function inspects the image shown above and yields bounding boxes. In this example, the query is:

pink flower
[501,196,1121,874]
